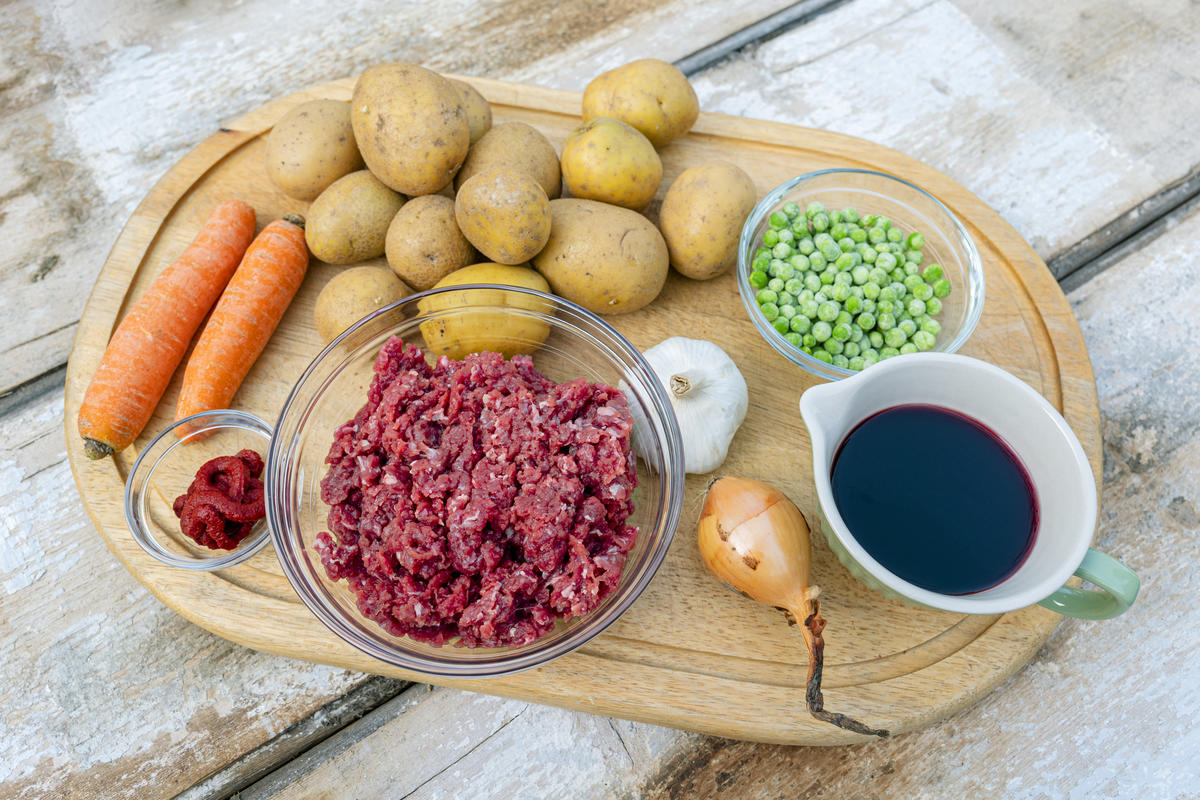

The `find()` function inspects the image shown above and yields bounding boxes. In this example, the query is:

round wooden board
[64,76,1099,745]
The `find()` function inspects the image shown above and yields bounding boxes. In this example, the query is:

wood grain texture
[0,0,798,396]
[64,76,1098,745]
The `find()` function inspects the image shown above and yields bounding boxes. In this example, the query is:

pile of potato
[263,58,759,354]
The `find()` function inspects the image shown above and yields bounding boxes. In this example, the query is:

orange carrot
[78,199,258,460]
[175,214,309,427]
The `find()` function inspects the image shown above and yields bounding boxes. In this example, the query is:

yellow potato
[419,263,552,359]
[385,195,477,291]
[265,99,364,201]
[313,265,411,344]
[582,59,699,148]
[659,162,758,280]
[448,78,492,144]
[532,198,668,315]
[455,167,551,265]
[560,117,661,211]
[351,63,469,195]
[305,170,405,264]
[454,122,561,199]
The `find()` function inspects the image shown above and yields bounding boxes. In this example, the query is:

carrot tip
[83,438,115,460]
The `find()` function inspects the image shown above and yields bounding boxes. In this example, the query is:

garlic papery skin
[642,337,748,474]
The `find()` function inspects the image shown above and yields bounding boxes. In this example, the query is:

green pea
[803,273,822,293]
[784,332,803,348]
[775,263,795,281]
[777,303,796,320]
[903,274,924,292]
[809,252,827,270]
[820,269,836,285]
[860,246,878,264]
[862,347,879,363]
[830,223,847,241]
[812,212,830,232]
[908,298,927,316]
[802,333,817,348]
[869,331,885,348]
[789,253,811,271]
[806,201,826,218]
[843,340,860,358]
[782,279,802,296]
[856,311,877,330]
[820,242,842,263]
[862,282,881,300]
[933,278,953,298]
[843,207,860,223]
[926,297,943,315]
[769,211,789,229]
[878,286,896,303]
[850,325,864,343]
[844,294,863,314]
[889,281,908,299]
[906,250,924,265]
[800,299,820,318]
[782,201,800,217]
[868,226,887,244]
[880,346,900,359]
[790,315,812,333]
[831,322,852,342]
[904,262,919,276]
[923,263,944,282]
[756,288,778,304]
[797,289,814,303]
[860,298,877,314]
[850,265,870,285]
[907,232,925,250]
[890,267,907,283]
[913,330,936,350]
[749,271,768,289]
[848,356,866,371]
[772,316,790,334]
[767,278,785,292]
[812,321,833,342]
[877,312,896,331]
[831,253,852,271]
[822,336,842,355]
[887,227,904,243]
[862,214,877,227]
[752,253,771,272]
[780,228,797,244]
[773,242,793,259]
[761,302,780,321]
[876,216,891,230]
[850,228,868,244]
[798,237,816,255]
[829,210,843,224]
[898,318,917,337]
[817,301,839,322]
[875,252,898,271]
[899,343,918,355]
[831,353,849,369]
[884,327,907,349]
[777,291,795,307]
[814,291,828,303]
[812,348,834,364]
[835,311,852,326]
[921,317,942,336]
[828,283,850,302]
[911,282,933,301]
[763,229,780,247]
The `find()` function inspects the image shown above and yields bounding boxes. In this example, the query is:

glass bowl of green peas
[737,169,984,381]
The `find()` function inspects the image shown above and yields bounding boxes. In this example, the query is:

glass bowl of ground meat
[266,286,685,678]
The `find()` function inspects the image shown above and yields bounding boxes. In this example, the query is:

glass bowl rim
[736,168,986,380]
[265,283,686,677]
[124,408,274,571]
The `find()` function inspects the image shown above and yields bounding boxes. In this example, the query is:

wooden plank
[63,75,1094,746]
[219,192,1200,800]
[0,0,798,396]
[690,0,1200,268]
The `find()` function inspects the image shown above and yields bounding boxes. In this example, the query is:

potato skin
[532,198,668,315]
[265,99,364,201]
[305,170,405,264]
[419,263,552,359]
[351,63,469,195]
[314,265,411,344]
[455,167,551,266]
[659,162,758,280]
[454,122,561,199]
[560,117,662,211]
[385,195,476,290]
[582,59,699,148]
[448,78,492,144]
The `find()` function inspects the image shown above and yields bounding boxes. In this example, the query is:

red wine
[830,404,1038,595]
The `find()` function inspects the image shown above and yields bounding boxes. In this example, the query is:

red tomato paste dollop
[316,339,639,647]
[173,449,266,550]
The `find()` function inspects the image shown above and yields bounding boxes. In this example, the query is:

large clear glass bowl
[265,286,684,678]
[737,169,985,381]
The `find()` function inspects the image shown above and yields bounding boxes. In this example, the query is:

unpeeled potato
[448,78,492,144]
[419,262,552,359]
[305,170,405,264]
[265,99,363,201]
[385,195,476,290]
[560,117,661,211]
[582,59,699,148]
[454,122,561,199]
[313,265,411,344]
[455,167,551,265]
[659,162,758,280]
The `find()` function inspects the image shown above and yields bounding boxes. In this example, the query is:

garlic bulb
[642,337,748,474]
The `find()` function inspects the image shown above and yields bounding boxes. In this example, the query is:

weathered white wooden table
[3,1,1198,797]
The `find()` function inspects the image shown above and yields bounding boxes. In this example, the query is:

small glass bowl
[737,169,985,381]
[266,286,685,678]
[125,409,273,571]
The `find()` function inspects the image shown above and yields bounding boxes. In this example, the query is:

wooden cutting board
[64,75,1099,745]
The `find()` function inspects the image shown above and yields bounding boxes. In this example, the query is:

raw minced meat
[316,338,639,647]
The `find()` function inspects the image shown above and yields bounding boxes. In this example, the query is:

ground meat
[173,449,265,550]
[316,339,639,648]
